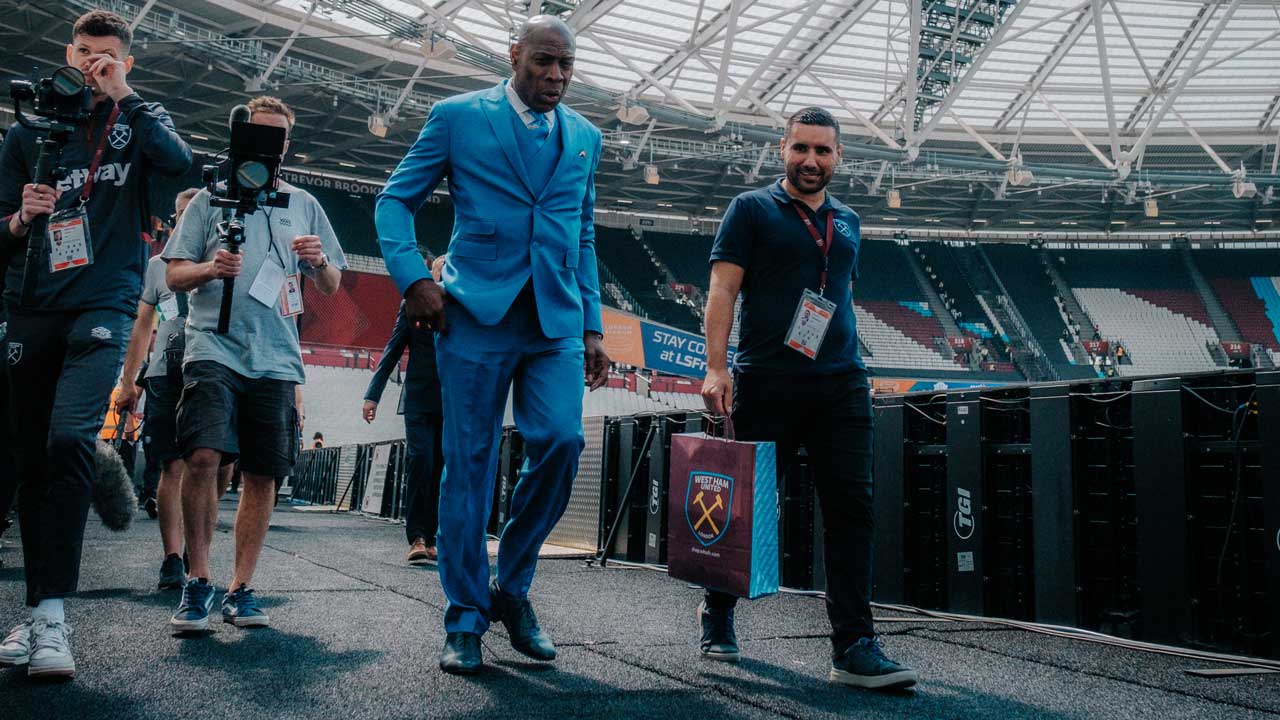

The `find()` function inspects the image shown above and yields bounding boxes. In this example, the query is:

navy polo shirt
[710,179,865,375]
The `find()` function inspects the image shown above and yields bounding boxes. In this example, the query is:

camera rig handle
[216,212,248,334]
[19,132,72,308]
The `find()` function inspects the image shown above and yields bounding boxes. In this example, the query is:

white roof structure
[7,0,1278,229]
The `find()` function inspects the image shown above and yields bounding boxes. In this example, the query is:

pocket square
[578,150,587,158]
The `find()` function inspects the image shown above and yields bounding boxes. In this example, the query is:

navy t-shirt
[710,179,865,375]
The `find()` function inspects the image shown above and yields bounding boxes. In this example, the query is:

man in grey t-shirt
[162,97,347,633]
[117,188,201,590]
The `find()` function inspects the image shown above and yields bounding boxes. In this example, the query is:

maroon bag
[666,432,779,599]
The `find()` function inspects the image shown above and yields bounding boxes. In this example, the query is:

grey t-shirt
[161,183,348,383]
[140,255,187,381]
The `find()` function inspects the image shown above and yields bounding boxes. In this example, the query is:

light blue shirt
[139,255,186,380]
[162,183,348,383]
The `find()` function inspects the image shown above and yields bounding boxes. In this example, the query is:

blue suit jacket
[376,82,604,339]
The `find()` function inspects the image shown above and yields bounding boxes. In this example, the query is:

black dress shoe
[490,581,556,661]
[440,632,482,675]
[698,601,740,662]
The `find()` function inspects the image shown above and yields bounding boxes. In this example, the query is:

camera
[9,65,93,128]
[9,66,94,307]
[202,106,291,333]
[201,107,290,214]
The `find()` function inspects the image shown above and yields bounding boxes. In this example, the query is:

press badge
[248,261,285,308]
[157,295,180,321]
[279,274,304,317]
[48,208,93,272]
[785,289,836,359]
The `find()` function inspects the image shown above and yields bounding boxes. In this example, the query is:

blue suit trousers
[434,290,584,635]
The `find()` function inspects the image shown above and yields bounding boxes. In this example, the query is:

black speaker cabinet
[903,392,949,611]
[1030,383,1076,625]
[599,415,653,561]
[644,413,703,565]
[980,388,1034,621]
[946,390,983,614]
[1131,376,1189,645]
[780,449,824,590]
[872,394,906,604]
[1257,371,1280,656]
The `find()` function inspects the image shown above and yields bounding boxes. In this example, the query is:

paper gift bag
[666,432,779,599]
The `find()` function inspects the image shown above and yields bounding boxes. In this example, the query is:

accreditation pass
[785,288,837,359]
[48,207,93,272]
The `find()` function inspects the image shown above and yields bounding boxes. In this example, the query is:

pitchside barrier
[294,368,1280,659]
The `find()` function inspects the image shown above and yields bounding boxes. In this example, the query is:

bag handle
[701,413,735,441]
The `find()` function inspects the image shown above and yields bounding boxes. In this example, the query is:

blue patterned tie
[529,112,550,151]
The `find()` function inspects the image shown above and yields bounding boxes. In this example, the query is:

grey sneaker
[829,636,918,690]
[221,585,270,628]
[0,621,31,667]
[27,618,75,679]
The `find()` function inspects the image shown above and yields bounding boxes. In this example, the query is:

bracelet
[15,211,31,228]
[315,253,329,270]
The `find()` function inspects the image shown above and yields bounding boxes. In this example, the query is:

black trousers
[404,409,443,546]
[5,307,131,606]
[705,369,876,656]
[0,328,15,532]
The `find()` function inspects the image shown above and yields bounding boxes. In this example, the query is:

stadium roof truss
[2,0,1279,232]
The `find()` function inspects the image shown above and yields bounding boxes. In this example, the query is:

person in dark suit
[376,15,609,675]
[363,300,443,566]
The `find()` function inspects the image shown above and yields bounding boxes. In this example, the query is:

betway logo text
[54,162,132,193]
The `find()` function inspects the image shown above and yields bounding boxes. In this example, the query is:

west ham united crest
[108,123,132,150]
[685,471,733,547]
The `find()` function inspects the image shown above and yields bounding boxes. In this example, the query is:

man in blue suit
[376,16,609,675]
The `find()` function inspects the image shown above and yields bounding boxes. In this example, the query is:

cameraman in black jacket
[0,10,192,679]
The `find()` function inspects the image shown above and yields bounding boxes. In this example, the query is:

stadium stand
[1194,249,1280,357]
[596,226,701,332]
[915,242,989,326]
[851,240,964,372]
[1056,250,1220,376]
[984,244,1097,379]
[641,231,713,285]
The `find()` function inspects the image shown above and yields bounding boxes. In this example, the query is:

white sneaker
[27,618,74,679]
[0,621,31,667]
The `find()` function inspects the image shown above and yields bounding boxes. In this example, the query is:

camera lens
[50,66,87,97]
[236,161,271,191]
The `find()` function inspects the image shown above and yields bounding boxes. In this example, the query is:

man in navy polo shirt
[699,107,918,690]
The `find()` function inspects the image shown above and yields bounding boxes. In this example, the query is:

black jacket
[364,301,442,415]
[0,93,192,314]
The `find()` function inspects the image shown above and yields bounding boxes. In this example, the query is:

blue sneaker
[222,584,270,628]
[829,637,919,690]
[170,578,216,633]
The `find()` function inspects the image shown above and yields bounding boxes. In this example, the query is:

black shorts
[177,360,298,478]
[142,375,182,463]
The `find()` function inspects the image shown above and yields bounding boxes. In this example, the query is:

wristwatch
[314,253,329,270]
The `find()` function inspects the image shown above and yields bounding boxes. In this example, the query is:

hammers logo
[108,123,132,150]
[685,471,733,547]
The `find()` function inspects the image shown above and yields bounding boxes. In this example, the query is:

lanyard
[262,208,289,270]
[790,202,834,293]
[79,105,122,207]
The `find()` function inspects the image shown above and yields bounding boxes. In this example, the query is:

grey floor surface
[1,499,1277,719]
